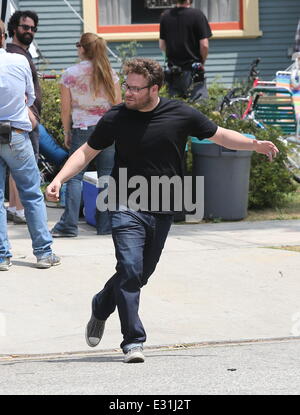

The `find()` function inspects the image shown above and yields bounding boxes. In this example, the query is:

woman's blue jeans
[0,131,53,259]
[52,127,115,236]
[92,209,173,351]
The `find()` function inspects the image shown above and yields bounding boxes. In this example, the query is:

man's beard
[16,30,33,46]
[125,94,153,111]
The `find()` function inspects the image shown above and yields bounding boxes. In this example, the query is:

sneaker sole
[51,233,77,238]
[13,219,27,224]
[124,352,145,364]
[85,327,100,347]
[85,318,105,348]
[0,263,12,271]
[36,261,61,269]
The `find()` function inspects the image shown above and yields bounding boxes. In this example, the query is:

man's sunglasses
[18,24,38,33]
[75,42,82,48]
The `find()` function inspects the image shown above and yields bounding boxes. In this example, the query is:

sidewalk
[1,206,300,357]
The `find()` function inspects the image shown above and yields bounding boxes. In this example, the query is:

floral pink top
[60,60,119,128]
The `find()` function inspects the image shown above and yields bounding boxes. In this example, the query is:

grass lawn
[270,245,300,252]
[246,185,300,222]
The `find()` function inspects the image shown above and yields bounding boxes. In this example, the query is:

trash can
[191,134,254,220]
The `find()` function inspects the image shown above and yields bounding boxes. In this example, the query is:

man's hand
[45,179,62,202]
[64,131,71,149]
[253,139,279,162]
[28,107,37,129]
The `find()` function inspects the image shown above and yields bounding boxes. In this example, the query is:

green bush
[186,90,297,209]
[247,127,297,208]
[40,77,64,147]
[115,41,143,71]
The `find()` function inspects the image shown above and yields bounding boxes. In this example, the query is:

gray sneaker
[85,314,106,347]
[0,257,12,271]
[6,209,15,222]
[13,214,27,224]
[124,347,145,363]
[36,253,61,269]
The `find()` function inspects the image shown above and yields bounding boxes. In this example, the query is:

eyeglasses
[122,82,151,93]
[75,42,82,48]
[1,32,7,39]
[18,24,37,33]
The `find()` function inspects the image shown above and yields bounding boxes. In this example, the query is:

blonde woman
[51,33,122,237]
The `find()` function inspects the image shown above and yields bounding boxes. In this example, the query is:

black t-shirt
[88,97,217,212]
[160,7,212,68]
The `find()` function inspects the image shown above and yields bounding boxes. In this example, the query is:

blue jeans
[92,209,173,351]
[95,144,115,235]
[0,131,53,259]
[167,70,208,102]
[52,127,114,236]
[29,123,39,160]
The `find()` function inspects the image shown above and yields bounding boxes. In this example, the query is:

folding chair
[251,80,300,183]
[251,85,299,139]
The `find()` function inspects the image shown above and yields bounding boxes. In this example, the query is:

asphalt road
[1,337,300,398]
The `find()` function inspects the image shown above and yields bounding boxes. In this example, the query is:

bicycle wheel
[285,144,300,183]
[38,154,57,185]
[219,97,250,120]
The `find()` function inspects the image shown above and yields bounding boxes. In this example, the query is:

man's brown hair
[122,58,164,90]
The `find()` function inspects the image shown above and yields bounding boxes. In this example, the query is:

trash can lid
[191,137,213,144]
[83,171,98,185]
[243,134,256,139]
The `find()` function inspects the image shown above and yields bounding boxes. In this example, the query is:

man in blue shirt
[0,20,60,271]
[6,10,41,224]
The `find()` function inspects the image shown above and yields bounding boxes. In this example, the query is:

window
[82,0,261,40]
[196,0,239,20]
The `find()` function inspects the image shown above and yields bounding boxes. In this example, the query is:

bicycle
[218,59,300,183]
[277,136,300,183]
[218,58,275,121]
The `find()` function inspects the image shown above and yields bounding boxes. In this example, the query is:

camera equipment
[0,121,12,144]
[164,65,183,82]
[191,62,205,83]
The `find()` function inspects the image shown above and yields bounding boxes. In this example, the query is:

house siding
[17,0,299,87]
[18,0,82,72]
[107,0,299,86]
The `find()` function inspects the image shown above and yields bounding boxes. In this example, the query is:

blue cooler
[82,172,99,227]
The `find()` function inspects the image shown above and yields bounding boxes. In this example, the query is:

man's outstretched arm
[211,126,279,162]
[46,143,101,202]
